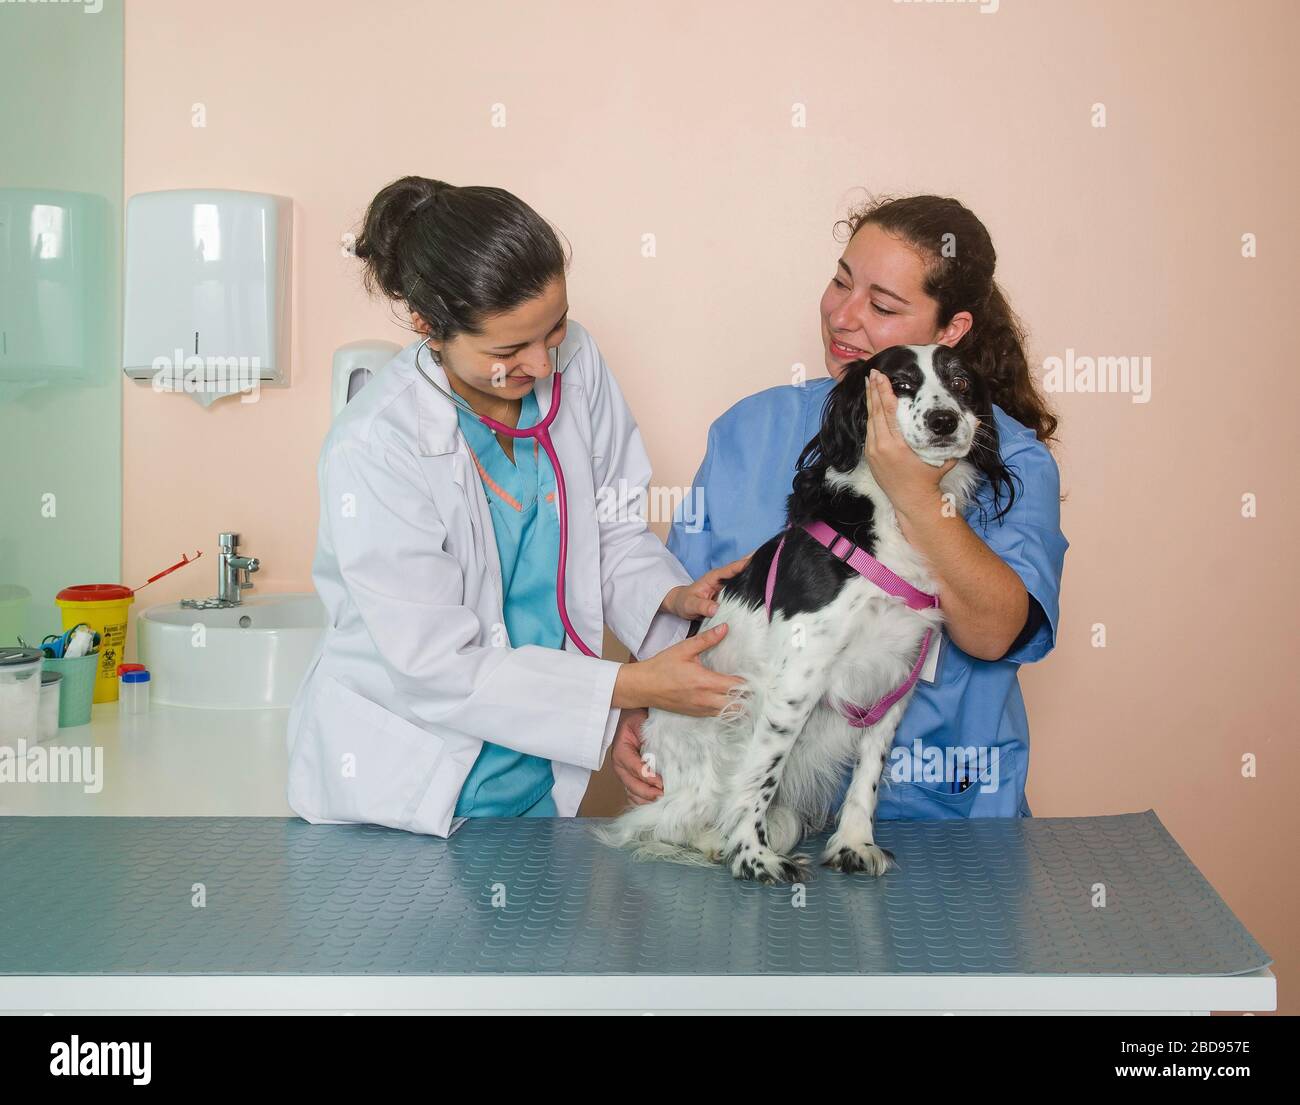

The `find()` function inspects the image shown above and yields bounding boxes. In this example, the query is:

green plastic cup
[42,653,98,727]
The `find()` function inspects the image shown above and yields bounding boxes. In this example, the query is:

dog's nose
[926,409,959,436]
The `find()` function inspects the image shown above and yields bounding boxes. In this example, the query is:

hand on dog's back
[613,624,743,717]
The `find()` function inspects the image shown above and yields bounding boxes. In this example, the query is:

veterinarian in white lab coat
[287,176,744,838]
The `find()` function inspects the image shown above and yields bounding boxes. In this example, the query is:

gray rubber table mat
[0,810,1269,976]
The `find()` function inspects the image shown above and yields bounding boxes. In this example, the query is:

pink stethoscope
[413,338,599,657]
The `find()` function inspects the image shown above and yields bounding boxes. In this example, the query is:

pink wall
[124,0,1299,1009]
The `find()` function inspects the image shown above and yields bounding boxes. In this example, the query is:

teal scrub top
[452,390,560,818]
[668,379,1068,821]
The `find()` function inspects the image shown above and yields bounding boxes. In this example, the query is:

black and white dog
[598,344,1016,882]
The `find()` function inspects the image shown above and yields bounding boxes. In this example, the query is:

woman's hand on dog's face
[611,708,663,804]
[865,368,956,518]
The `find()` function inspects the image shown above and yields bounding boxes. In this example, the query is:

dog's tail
[592,802,660,849]
[592,805,721,869]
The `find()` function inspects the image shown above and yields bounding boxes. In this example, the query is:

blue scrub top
[668,378,1068,820]
[453,390,560,819]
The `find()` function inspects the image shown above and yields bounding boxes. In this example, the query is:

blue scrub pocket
[879,776,982,820]
[876,746,1020,821]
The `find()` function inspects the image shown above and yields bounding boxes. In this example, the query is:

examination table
[0,811,1274,1014]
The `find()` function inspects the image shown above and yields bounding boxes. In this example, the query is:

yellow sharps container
[55,584,135,704]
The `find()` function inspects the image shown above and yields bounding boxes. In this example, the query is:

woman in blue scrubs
[611,194,1068,820]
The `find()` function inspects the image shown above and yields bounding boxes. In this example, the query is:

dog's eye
[950,377,969,394]
[892,380,913,394]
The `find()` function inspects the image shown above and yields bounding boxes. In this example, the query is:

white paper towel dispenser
[122,189,292,407]
[0,188,109,384]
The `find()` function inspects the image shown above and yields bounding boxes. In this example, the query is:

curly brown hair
[838,194,1058,444]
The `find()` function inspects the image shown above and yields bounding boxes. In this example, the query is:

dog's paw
[821,836,895,876]
[689,826,726,865]
[728,844,809,885]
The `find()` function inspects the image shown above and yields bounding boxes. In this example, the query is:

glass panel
[0,1,123,647]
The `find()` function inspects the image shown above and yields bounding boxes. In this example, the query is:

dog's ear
[816,357,871,473]
[968,413,1021,522]
[957,369,1022,523]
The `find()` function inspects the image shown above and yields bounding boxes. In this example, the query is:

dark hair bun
[351,175,567,341]
[354,175,453,301]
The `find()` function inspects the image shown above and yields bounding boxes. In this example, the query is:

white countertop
[1,971,1277,1015]
[0,702,293,817]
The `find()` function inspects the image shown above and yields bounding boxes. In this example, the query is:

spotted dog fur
[596,345,1017,882]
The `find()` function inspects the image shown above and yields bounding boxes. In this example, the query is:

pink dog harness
[763,520,939,727]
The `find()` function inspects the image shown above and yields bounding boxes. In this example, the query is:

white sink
[138,593,326,709]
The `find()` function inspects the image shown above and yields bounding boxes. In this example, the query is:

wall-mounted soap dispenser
[331,340,401,417]
[122,189,292,408]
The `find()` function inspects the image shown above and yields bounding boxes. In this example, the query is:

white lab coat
[286,320,692,837]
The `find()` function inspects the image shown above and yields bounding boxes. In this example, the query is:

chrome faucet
[181,532,261,609]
